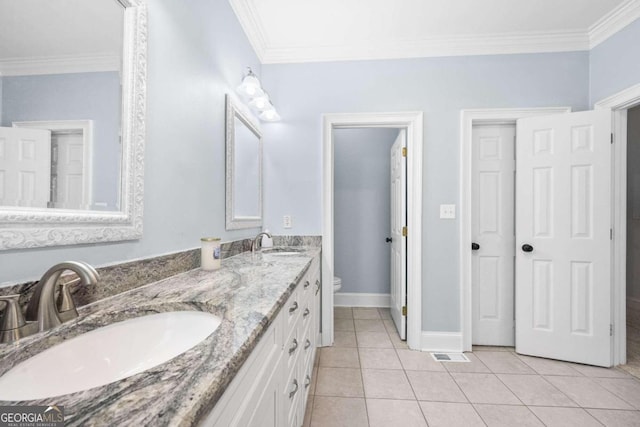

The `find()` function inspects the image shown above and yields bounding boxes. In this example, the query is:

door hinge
[402,226,407,237]
[610,324,614,336]
[610,228,613,240]
[611,133,614,144]
[402,147,407,157]
[402,306,407,316]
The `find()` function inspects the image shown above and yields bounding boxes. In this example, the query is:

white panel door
[0,127,51,207]
[472,125,516,346]
[516,110,612,367]
[53,131,87,209]
[390,130,407,339]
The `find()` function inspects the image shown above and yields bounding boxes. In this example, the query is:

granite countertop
[0,247,320,426]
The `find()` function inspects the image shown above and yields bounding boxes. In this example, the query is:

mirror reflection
[226,95,263,230]
[0,0,124,211]
[233,116,260,217]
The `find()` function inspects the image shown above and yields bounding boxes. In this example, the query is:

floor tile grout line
[382,311,431,426]
[590,376,640,410]
[489,370,555,426]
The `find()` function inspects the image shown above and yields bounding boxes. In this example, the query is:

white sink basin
[0,311,221,401]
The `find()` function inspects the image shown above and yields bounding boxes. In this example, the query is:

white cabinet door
[390,130,407,339]
[515,110,612,367]
[472,125,516,346]
[247,366,280,427]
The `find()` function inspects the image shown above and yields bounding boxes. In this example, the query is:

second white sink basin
[0,311,221,401]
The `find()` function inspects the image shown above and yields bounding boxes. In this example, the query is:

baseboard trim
[421,331,463,352]
[334,292,390,307]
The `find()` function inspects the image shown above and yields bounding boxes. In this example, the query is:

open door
[515,110,612,367]
[390,130,407,339]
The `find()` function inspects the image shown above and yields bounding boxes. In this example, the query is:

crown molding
[229,0,268,63]
[261,30,589,64]
[0,54,120,76]
[232,0,639,64]
[589,0,640,48]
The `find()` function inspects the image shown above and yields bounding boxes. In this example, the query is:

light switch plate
[440,204,456,219]
[283,215,292,229]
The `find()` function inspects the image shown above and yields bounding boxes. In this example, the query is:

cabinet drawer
[284,356,301,427]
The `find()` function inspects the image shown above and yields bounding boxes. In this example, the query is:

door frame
[459,107,572,352]
[595,82,640,366]
[322,112,423,349]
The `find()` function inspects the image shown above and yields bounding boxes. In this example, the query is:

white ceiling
[231,0,640,63]
[0,0,123,75]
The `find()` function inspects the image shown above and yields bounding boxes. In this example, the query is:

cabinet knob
[288,338,298,355]
[304,339,311,350]
[289,379,299,399]
[303,308,310,318]
[315,280,321,295]
[304,280,311,289]
[304,375,311,388]
[289,301,299,313]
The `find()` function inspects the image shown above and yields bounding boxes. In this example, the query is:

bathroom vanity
[201,249,320,427]
[0,247,321,426]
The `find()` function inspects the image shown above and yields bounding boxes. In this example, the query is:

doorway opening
[595,83,640,369]
[333,127,399,307]
[322,112,423,349]
[624,105,640,376]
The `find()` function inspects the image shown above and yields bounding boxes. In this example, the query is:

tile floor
[621,304,640,378]
[302,307,640,427]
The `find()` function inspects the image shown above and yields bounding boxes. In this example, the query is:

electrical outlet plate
[440,204,456,219]
[283,215,292,229]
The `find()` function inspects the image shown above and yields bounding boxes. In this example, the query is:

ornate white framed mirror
[225,95,263,230]
[0,0,147,250]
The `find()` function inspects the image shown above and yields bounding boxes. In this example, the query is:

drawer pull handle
[289,301,299,313]
[315,280,320,295]
[289,379,299,398]
[304,339,311,350]
[289,338,298,354]
[303,308,310,317]
[304,280,311,289]
[304,375,311,388]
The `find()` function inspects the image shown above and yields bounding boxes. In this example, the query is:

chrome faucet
[26,261,99,332]
[251,231,272,253]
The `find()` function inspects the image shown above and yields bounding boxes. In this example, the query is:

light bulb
[249,94,271,111]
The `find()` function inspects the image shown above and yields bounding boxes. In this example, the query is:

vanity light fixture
[237,67,281,122]
[259,107,281,122]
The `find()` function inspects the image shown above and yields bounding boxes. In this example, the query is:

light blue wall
[1,0,261,284]
[334,128,399,295]
[590,18,640,104]
[262,52,590,331]
[1,72,121,209]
